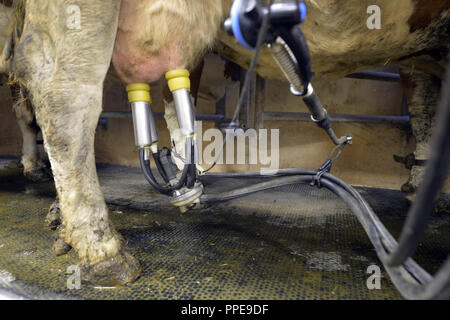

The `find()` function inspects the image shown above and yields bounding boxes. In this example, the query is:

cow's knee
[13,31,56,91]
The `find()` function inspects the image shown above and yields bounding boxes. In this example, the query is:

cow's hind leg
[400,69,444,208]
[13,0,140,285]
[11,85,49,181]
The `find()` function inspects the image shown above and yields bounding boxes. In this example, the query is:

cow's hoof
[53,237,72,256]
[401,181,418,203]
[434,197,449,215]
[80,249,141,286]
[46,200,61,230]
[7,161,21,169]
[24,166,52,182]
[401,182,415,195]
[405,191,416,204]
[404,191,449,214]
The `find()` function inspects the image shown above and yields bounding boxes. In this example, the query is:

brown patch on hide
[408,0,450,32]
[0,0,13,8]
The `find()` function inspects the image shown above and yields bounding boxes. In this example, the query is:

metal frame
[98,68,408,131]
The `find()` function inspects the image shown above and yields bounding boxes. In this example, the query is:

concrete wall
[0,54,446,191]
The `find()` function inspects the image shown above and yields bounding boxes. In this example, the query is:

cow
[2,0,448,286]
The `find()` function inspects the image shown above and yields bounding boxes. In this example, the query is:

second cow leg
[10,84,48,181]
[401,68,441,204]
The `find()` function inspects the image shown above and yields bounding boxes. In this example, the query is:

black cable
[321,176,450,300]
[139,139,193,194]
[321,172,433,285]
[152,151,169,183]
[140,149,172,195]
[186,144,196,188]
[199,169,449,299]
[199,56,450,293]
[200,175,311,203]
[199,67,450,297]
[190,60,450,297]
[202,0,273,174]
[201,168,433,285]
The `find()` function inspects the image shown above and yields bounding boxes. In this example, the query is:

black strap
[393,153,427,170]
[311,140,349,188]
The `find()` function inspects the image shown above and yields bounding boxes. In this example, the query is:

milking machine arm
[224,0,351,145]
[131,0,348,210]
[212,0,450,299]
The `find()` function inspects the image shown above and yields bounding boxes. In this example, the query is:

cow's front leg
[40,88,140,284]
[13,0,140,285]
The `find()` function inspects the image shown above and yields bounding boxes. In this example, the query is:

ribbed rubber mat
[0,160,448,299]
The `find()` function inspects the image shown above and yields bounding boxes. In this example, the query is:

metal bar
[100,112,224,121]
[101,111,409,124]
[255,75,265,129]
[196,114,225,120]
[346,71,401,82]
[263,111,410,124]
[246,71,257,129]
[239,68,252,127]
[401,94,409,116]
[215,92,227,122]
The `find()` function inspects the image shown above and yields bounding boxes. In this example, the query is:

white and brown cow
[3,0,449,285]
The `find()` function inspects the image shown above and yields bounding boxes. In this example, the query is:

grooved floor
[0,158,448,300]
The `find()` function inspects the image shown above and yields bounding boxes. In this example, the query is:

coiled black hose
[140,149,172,195]
[152,151,169,183]
[139,137,195,194]
[186,143,197,188]
[199,169,449,299]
